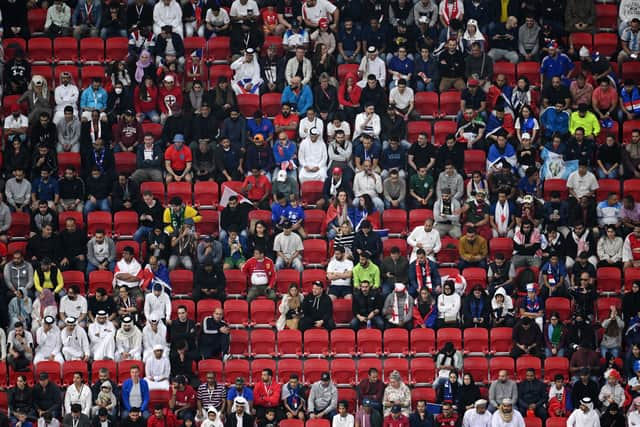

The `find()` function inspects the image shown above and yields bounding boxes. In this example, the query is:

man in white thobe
[490,399,525,427]
[115,316,143,361]
[407,218,442,263]
[61,317,90,361]
[462,400,492,427]
[230,48,263,95]
[298,128,328,184]
[88,310,116,360]
[53,72,79,125]
[34,315,64,364]
[143,283,172,324]
[152,0,183,37]
[358,46,387,88]
[142,314,170,362]
[145,345,171,391]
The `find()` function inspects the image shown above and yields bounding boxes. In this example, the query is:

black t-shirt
[542,84,571,105]
[276,0,302,20]
[408,142,436,168]
[461,88,487,110]
[88,296,117,318]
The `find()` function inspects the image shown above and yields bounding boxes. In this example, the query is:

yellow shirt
[34,269,65,294]
[500,0,509,22]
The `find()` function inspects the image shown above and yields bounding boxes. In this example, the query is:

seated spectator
[327,246,354,300]
[383,170,406,210]
[408,166,435,209]
[490,190,517,238]
[382,282,413,330]
[164,134,193,184]
[242,248,276,303]
[598,370,625,410]
[307,373,338,420]
[491,287,515,327]
[511,317,544,358]
[198,308,230,360]
[231,49,263,95]
[8,288,31,331]
[519,284,545,330]
[273,222,304,272]
[60,316,90,361]
[596,135,621,180]
[433,189,462,239]
[300,281,335,332]
[382,371,411,416]
[540,252,568,298]
[275,284,303,331]
[600,307,624,358]
[488,371,518,413]
[460,191,491,241]
[434,401,459,427]
[436,280,461,328]
[462,285,490,329]
[458,226,488,269]
[516,369,547,419]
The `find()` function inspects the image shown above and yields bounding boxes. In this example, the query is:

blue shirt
[353,143,382,164]
[338,27,361,52]
[388,56,414,76]
[271,202,289,225]
[80,87,108,111]
[285,205,305,224]
[381,145,406,170]
[540,53,574,80]
[247,118,275,140]
[364,26,386,51]
[31,177,60,202]
[227,386,254,402]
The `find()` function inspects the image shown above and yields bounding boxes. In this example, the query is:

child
[257,408,278,427]
[201,408,223,427]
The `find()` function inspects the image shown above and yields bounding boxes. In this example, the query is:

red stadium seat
[117,360,144,384]
[357,359,382,383]
[88,271,114,295]
[330,329,356,356]
[597,267,622,294]
[357,329,382,356]
[250,299,276,326]
[237,94,260,117]
[462,267,487,290]
[304,359,329,384]
[300,181,324,207]
[9,212,30,239]
[517,62,541,86]
[193,181,219,208]
[87,212,112,236]
[384,358,409,382]
[383,328,409,356]
[307,419,330,427]
[80,65,106,86]
[433,121,458,146]
[570,32,593,52]
[463,328,489,354]
[623,120,640,143]
[35,361,62,385]
[167,182,193,204]
[261,93,282,117]
[625,267,640,292]
[262,36,284,57]
[331,359,356,385]
[9,365,33,387]
[596,297,622,322]
[184,36,206,54]
[332,298,353,326]
[0,390,8,413]
[383,209,408,236]
[410,328,436,356]
[543,179,569,199]
[171,299,195,320]
[92,360,116,381]
[53,37,78,63]
[105,37,128,62]
[28,8,47,35]
[28,37,53,63]
[250,360,276,384]
[410,358,436,385]
[139,182,165,203]
[622,62,640,83]
[489,238,514,260]
[54,65,79,85]
[223,270,246,296]
[196,209,220,237]
[57,152,82,175]
[301,269,327,293]
[223,300,249,326]
[115,239,140,260]
[304,329,330,356]
[438,237,459,265]
[337,64,359,82]
[207,64,233,88]
[524,418,542,427]
[596,179,620,200]
[489,356,515,380]
[113,211,139,238]
[3,38,27,60]
[80,37,105,63]
[277,329,303,357]
[149,390,171,409]
[7,242,27,257]
[302,239,328,267]
[58,211,84,230]
[414,92,439,118]
[594,33,619,58]
[596,4,617,30]
[62,360,88,386]
[408,209,433,231]
[250,329,276,357]
[624,179,640,200]
[304,209,325,237]
[277,359,303,382]
[114,152,137,175]
[206,37,231,62]
[463,356,489,384]
[437,328,462,349]
[516,355,542,380]
[596,121,619,145]
[490,327,513,355]
[275,269,301,294]
[196,299,222,324]
[543,357,570,382]
[439,91,461,117]
[545,297,571,321]
[248,209,272,228]
[464,150,486,176]
[170,270,193,296]
[493,61,516,83]
[31,65,54,87]
[223,359,249,385]
[411,387,436,406]
[220,181,244,194]
[197,359,223,383]
[142,123,163,140]
[62,271,86,293]
[2,94,25,116]
[383,238,408,257]
[407,121,431,143]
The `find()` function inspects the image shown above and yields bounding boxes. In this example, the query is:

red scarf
[444,0,460,25]
[415,260,432,292]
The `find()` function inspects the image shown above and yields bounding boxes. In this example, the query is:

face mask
[282,111,290,117]
[115,88,123,95]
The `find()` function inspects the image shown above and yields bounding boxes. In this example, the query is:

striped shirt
[197,382,227,411]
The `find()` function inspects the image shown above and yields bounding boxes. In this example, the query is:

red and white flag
[218,186,253,210]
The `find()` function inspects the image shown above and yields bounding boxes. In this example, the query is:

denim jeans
[134,225,153,243]
[87,261,115,275]
[83,198,110,216]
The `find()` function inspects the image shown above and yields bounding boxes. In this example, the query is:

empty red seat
[517,61,541,86]
[304,359,329,384]
[250,360,276,384]
[250,299,276,326]
[117,360,144,384]
[237,94,260,117]
[437,328,462,349]
[464,150,486,176]
[543,357,570,382]
[624,179,640,200]
[463,356,489,384]
[261,93,282,117]
[433,120,458,145]
[250,329,276,357]
[184,36,206,53]
[489,356,515,380]
[439,91,461,116]
[408,209,433,231]
[357,359,382,383]
[57,152,82,174]
[545,297,571,321]
[493,61,516,83]
[407,121,431,142]
[384,358,409,382]
[206,37,231,62]
[300,181,324,206]
[490,328,514,355]
[62,360,88,386]
[304,329,330,356]
[463,328,489,354]
[114,152,137,175]
[62,270,86,293]
[80,37,105,63]
[87,211,112,236]
[383,328,409,356]
[171,299,196,321]
[248,209,272,228]
[277,329,303,356]
[383,238,408,257]
[594,33,619,57]
[196,209,220,237]
[223,359,249,385]
[596,297,622,322]
[193,181,219,208]
[92,360,116,381]
[411,387,436,406]
[223,300,249,326]
[489,238,514,260]
[167,182,193,204]
[196,299,222,324]
[543,179,569,199]
[275,269,301,294]
[35,361,62,385]
[304,209,326,236]
[28,37,52,63]
[105,37,128,62]
[53,37,78,63]
[597,267,622,294]
[207,64,233,88]
[28,8,47,35]
[410,357,436,385]
[113,211,138,238]
[570,32,593,52]
[169,270,193,296]
[330,329,356,356]
[197,359,223,383]
[149,390,171,409]
[596,3,617,30]
[337,64,359,81]
[332,298,353,325]
[331,359,356,385]
[302,239,328,267]
[223,270,247,295]
[383,209,408,236]
[301,269,327,293]
[357,329,382,355]
[9,212,30,239]
[414,92,439,118]
[277,359,303,382]
[88,271,114,295]
[516,355,542,380]
[410,328,436,356]
[462,267,487,289]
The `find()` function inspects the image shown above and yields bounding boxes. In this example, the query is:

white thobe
[64,384,92,416]
[298,138,328,184]
[298,116,324,140]
[145,356,171,390]
[53,84,79,124]
[143,292,172,322]
[61,327,90,361]
[357,56,387,88]
[34,326,64,364]
[142,323,169,362]
[462,409,492,427]
[88,321,116,360]
[152,1,183,37]
[115,327,143,361]
[407,226,442,263]
[490,411,525,427]
[230,57,263,95]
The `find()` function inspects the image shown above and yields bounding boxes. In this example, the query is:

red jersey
[253,381,282,407]
[134,85,158,114]
[165,144,193,172]
[147,409,177,427]
[242,174,272,202]
[242,256,276,288]
[383,415,410,427]
[175,385,197,410]
[434,412,459,427]
[273,113,300,141]
[158,86,184,114]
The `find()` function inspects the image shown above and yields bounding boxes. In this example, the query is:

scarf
[571,230,590,254]
[494,201,510,234]
[498,408,513,423]
[329,177,342,197]
[443,380,454,402]
[90,119,101,143]
[285,384,303,410]
[415,261,432,292]
[545,262,560,285]
[470,297,484,319]
[40,289,56,317]
[170,206,185,233]
[135,50,152,83]
[549,323,563,345]
[391,291,410,324]
[443,0,460,25]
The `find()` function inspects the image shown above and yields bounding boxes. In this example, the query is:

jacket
[517,379,546,411]
[302,293,333,323]
[72,0,102,27]
[3,261,34,292]
[135,143,163,170]
[284,57,313,85]
[352,289,383,317]
[154,33,185,59]
[121,378,150,412]
[569,111,600,137]
[620,86,640,115]
[281,84,313,115]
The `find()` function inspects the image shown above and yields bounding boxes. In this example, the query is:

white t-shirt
[3,115,28,130]
[302,0,337,25]
[566,171,599,199]
[60,295,88,319]
[327,257,354,287]
[229,0,259,20]
[389,86,415,110]
[205,8,230,27]
[273,232,304,258]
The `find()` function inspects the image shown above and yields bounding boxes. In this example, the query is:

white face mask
[115,88,123,94]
